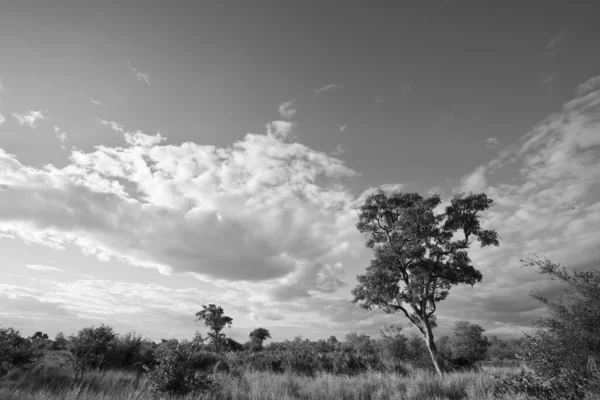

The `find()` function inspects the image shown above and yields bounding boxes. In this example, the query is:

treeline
[1,314,521,394]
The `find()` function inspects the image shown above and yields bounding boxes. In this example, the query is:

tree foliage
[494,257,600,399]
[195,304,233,353]
[65,324,117,383]
[351,190,499,376]
[447,321,490,368]
[0,327,40,376]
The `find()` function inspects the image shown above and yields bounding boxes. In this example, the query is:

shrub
[491,257,600,399]
[0,327,40,377]
[148,343,216,395]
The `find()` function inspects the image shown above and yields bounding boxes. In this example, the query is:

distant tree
[50,332,68,350]
[344,332,376,355]
[351,190,499,376]
[378,324,408,363]
[495,257,600,399]
[249,328,271,350]
[448,321,490,367]
[223,337,244,352]
[31,331,49,340]
[65,324,116,384]
[0,327,40,376]
[195,304,233,353]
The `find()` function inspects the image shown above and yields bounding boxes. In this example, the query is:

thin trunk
[424,326,443,377]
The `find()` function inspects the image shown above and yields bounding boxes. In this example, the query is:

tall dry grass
[0,365,534,400]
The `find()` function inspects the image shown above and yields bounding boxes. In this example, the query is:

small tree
[448,321,490,367]
[65,324,116,384]
[249,327,271,350]
[195,304,233,354]
[352,191,499,376]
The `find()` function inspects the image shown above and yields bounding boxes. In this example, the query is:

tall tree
[351,190,499,376]
[195,304,233,353]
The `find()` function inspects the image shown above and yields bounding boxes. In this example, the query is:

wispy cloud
[340,125,347,132]
[25,264,63,272]
[450,74,600,335]
[485,137,500,149]
[0,113,5,126]
[541,30,567,89]
[330,144,347,156]
[543,30,567,58]
[0,78,4,91]
[12,111,46,128]
[127,61,150,84]
[90,98,102,106]
[53,126,68,148]
[95,117,124,133]
[314,84,343,96]
[278,100,297,119]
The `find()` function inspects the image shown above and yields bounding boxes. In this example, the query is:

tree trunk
[424,327,443,377]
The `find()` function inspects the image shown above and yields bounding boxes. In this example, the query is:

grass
[0,365,531,400]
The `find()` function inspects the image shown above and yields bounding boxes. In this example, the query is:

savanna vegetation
[1,191,598,399]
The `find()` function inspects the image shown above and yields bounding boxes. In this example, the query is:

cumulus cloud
[12,111,46,128]
[278,100,296,119]
[0,122,361,304]
[314,84,343,96]
[26,264,63,272]
[485,137,500,148]
[124,130,166,147]
[127,62,150,84]
[90,98,102,106]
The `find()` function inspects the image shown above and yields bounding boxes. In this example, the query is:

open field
[0,365,530,400]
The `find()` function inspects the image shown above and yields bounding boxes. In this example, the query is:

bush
[492,257,600,399]
[148,343,216,395]
[0,327,40,377]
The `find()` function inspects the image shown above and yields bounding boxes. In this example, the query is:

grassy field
[0,364,532,400]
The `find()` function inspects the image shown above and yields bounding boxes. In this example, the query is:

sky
[1,0,599,343]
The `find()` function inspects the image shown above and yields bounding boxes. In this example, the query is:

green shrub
[147,343,216,395]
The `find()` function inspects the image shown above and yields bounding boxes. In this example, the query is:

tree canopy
[351,190,499,376]
[195,304,233,353]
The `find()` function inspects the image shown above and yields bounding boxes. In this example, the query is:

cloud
[278,100,297,119]
[543,30,567,58]
[330,144,347,156]
[541,30,567,89]
[340,125,347,132]
[314,84,343,96]
[90,98,102,106]
[0,121,361,304]
[12,111,46,128]
[449,73,600,334]
[124,130,166,147]
[0,113,5,125]
[485,137,500,149]
[0,78,3,91]
[53,126,68,148]
[95,118,124,133]
[25,264,63,272]
[127,62,150,84]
